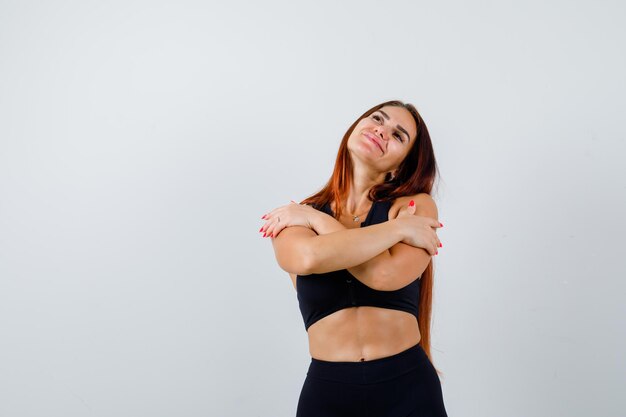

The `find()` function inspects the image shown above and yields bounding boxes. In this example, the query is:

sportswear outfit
[295,200,448,417]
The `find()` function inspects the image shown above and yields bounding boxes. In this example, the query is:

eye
[371,113,403,142]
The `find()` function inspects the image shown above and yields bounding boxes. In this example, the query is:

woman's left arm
[260,201,401,285]
[307,212,385,284]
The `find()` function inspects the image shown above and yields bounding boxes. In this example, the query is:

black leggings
[296,343,448,417]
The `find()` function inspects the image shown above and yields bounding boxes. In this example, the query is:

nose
[374,125,389,141]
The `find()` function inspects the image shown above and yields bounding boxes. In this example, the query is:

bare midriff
[307,307,421,362]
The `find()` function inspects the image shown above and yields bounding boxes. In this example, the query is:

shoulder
[388,193,438,220]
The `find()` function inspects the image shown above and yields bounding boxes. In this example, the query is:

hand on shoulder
[390,193,438,220]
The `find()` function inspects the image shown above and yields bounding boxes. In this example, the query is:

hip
[297,343,448,417]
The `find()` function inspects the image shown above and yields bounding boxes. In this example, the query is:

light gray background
[1,1,624,416]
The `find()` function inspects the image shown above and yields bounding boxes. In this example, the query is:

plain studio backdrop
[1,1,624,416]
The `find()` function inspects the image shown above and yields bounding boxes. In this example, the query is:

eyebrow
[377,110,411,142]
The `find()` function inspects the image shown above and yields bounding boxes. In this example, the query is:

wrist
[390,218,405,243]
[308,210,323,232]
[309,210,345,235]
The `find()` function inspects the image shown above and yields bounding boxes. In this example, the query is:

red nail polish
[259,226,264,232]
[439,243,442,247]
[262,214,267,219]
[439,222,443,227]
[435,250,439,255]
[409,200,414,207]
[263,232,266,237]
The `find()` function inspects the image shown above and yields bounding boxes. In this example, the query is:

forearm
[308,212,390,285]
[309,211,348,235]
[305,219,403,279]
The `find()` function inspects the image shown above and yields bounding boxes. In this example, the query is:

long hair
[300,100,443,375]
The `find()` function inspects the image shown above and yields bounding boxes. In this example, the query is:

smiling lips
[363,132,383,154]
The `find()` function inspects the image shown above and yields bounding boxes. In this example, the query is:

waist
[307,342,428,385]
[307,307,421,361]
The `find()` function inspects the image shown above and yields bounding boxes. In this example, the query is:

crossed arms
[271,194,439,291]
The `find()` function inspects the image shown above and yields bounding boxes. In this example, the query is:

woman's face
[347,105,418,174]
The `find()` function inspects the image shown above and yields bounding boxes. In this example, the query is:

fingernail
[439,243,442,247]
[259,226,264,232]
[409,200,414,207]
[435,250,439,255]
[263,232,266,237]
[439,222,443,227]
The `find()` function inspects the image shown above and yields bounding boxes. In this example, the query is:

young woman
[260,100,449,416]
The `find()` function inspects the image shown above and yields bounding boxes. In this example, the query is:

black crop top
[296,199,421,331]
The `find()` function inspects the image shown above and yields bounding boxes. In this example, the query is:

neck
[344,163,386,214]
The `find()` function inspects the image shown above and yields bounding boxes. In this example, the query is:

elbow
[370,266,393,291]
[278,256,315,276]
[367,251,396,291]
[373,280,392,292]
[297,237,324,275]
[276,240,317,276]
[300,241,318,275]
